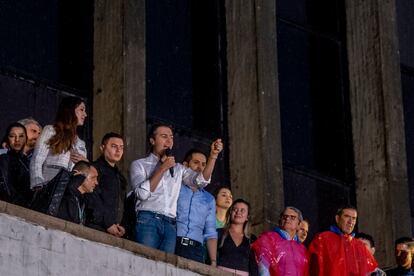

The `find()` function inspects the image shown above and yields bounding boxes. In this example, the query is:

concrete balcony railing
[0,200,231,276]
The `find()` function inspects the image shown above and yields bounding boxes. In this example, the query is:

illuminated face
[297,220,309,243]
[280,208,300,232]
[101,137,124,166]
[186,153,207,173]
[81,166,98,193]
[231,202,249,225]
[395,243,413,269]
[335,208,357,234]
[216,188,233,209]
[150,126,173,154]
[75,102,87,126]
[25,123,41,148]
[8,127,26,151]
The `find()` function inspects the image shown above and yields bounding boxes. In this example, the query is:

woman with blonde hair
[30,96,88,189]
[217,198,258,276]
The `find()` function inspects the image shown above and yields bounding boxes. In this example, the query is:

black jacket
[0,150,32,207]
[57,174,88,224]
[31,168,72,216]
[385,266,413,276]
[86,156,127,231]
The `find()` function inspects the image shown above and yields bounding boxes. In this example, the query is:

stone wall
[0,201,230,276]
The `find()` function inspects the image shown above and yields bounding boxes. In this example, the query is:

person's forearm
[203,155,217,181]
[207,238,218,266]
[149,167,166,192]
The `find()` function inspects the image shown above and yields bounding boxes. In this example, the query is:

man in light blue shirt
[175,149,218,265]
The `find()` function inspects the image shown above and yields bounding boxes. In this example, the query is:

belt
[177,236,202,247]
[139,211,176,224]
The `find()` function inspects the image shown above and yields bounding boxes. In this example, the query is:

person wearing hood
[252,206,309,276]
[308,206,378,276]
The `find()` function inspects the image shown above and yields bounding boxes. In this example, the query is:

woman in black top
[0,122,33,207]
[217,198,258,276]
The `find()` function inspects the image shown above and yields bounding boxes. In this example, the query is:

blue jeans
[135,211,177,253]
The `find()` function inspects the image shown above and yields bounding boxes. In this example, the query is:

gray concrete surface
[0,201,230,276]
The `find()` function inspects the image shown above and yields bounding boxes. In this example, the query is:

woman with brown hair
[217,198,258,276]
[215,186,233,229]
[30,96,88,189]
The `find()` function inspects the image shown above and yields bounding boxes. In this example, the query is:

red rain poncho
[308,230,378,276]
[251,230,309,276]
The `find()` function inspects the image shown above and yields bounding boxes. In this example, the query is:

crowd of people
[0,96,413,276]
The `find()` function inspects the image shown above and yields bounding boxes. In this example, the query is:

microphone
[165,148,174,177]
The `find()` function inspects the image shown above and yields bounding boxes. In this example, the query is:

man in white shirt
[130,123,223,253]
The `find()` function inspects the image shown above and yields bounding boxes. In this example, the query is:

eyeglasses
[282,214,297,221]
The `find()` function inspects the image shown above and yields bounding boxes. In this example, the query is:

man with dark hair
[252,206,309,275]
[308,206,378,276]
[385,237,414,276]
[130,123,223,253]
[87,132,127,237]
[356,232,386,275]
[175,149,217,265]
[57,161,98,224]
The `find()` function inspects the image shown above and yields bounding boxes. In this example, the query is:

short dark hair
[355,232,375,248]
[395,237,414,246]
[147,123,174,151]
[148,123,174,140]
[336,205,357,216]
[183,149,207,163]
[101,132,123,145]
[72,160,92,174]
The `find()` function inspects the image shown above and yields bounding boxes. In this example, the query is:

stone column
[93,0,146,173]
[225,0,284,233]
[345,0,412,265]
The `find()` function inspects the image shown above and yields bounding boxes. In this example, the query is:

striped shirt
[30,125,87,189]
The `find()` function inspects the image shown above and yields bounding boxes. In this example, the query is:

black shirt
[217,228,258,275]
[385,266,414,276]
[86,156,127,230]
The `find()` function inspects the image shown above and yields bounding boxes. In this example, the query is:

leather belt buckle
[181,237,190,246]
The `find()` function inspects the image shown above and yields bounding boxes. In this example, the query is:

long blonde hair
[219,198,251,248]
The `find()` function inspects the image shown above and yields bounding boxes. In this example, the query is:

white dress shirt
[130,153,210,218]
[30,125,87,188]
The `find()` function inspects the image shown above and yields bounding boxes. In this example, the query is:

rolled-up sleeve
[130,159,151,200]
[204,197,217,241]
[30,125,54,189]
[182,167,210,188]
